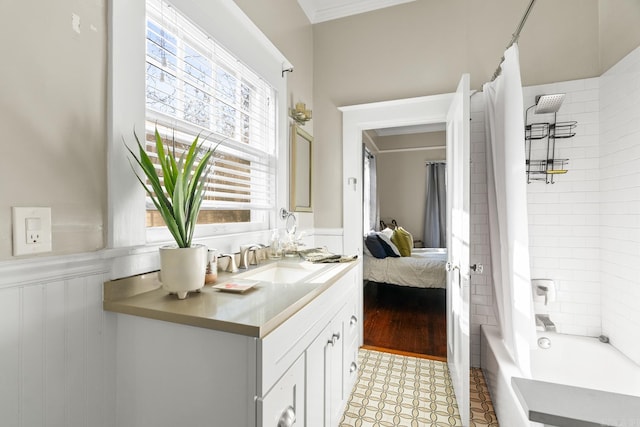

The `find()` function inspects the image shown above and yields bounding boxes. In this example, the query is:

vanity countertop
[103,258,358,338]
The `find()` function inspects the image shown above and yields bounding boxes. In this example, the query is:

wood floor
[363,281,447,360]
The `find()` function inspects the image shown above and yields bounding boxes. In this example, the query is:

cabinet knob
[328,332,341,346]
[350,361,357,374]
[277,405,295,427]
[350,315,358,326]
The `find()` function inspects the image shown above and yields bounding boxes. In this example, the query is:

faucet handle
[248,247,263,265]
[239,244,265,269]
[220,253,238,273]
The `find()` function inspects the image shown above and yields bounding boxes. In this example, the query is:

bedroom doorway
[361,126,448,360]
[340,75,471,424]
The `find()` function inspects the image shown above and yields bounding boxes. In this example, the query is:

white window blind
[144,0,276,228]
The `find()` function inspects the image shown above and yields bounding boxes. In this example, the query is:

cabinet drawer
[259,354,305,427]
[342,290,359,346]
[343,336,360,399]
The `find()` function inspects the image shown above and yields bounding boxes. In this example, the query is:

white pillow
[376,231,401,256]
[379,227,394,239]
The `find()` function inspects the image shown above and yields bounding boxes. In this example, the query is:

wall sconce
[290,102,312,125]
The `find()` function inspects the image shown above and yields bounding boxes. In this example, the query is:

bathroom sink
[237,261,327,284]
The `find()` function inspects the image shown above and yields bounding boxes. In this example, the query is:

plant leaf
[125,126,219,248]
[128,132,173,211]
[155,128,175,197]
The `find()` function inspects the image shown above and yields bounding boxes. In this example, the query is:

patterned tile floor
[470,367,499,427]
[340,349,499,427]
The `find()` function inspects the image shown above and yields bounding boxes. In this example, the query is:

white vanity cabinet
[260,265,360,427]
[109,261,361,427]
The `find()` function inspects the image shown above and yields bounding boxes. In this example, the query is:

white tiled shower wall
[468,78,602,363]
[471,46,640,367]
[600,47,640,365]
[524,78,602,337]
[470,93,496,367]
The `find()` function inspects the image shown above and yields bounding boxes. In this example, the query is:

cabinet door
[306,312,346,427]
[306,322,331,427]
[259,354,305,427]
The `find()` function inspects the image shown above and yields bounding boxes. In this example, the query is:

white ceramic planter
[159,244,206,299]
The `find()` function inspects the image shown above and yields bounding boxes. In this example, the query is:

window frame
[108,0,290,250]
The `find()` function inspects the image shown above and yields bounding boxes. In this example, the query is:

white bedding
[363,248,447,288]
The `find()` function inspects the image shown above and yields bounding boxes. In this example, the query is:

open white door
[445,74,470,426]
[340,84,471,423]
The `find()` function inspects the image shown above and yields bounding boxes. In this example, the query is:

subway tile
[561,302,588,315]
[472,57,640,365]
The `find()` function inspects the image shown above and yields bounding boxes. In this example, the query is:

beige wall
[375,132,446,241]
[312,0,638,228]
[0,0,107,258]
[0,0,312,260]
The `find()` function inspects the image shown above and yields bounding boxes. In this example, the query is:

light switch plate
[12,207,52,256]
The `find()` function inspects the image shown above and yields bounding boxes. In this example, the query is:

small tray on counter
[212,279,260,293]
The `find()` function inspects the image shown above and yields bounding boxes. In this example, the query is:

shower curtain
[423,162,446,248]
[483,44,536,377]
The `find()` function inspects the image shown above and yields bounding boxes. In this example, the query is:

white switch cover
[12,207,52,256]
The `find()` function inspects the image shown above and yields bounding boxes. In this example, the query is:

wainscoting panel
[0,256,112,427]
[0,286,20,427]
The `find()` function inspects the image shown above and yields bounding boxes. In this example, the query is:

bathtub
[481,325,640,426]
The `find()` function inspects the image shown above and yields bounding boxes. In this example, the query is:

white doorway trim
[339,93,454,255]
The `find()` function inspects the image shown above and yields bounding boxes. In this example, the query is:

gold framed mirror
[290,124,313,212]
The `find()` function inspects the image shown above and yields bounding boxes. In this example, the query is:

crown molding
[298,0,415,24]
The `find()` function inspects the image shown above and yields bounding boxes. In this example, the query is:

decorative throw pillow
[379,227,394,239]
[363,238,373,257]
[376,232,400,257]
[364,232,387,259]
[391,227,413,257]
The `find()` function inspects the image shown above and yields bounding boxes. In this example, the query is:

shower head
[534,94,565,114]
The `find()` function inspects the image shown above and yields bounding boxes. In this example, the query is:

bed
[363,247,447,289]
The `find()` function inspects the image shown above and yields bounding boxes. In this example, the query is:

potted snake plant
[126,127,216,299]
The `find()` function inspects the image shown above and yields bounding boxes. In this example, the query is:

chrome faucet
[239,244,265,269]
[535,314,556,332]
[219,253,238,273]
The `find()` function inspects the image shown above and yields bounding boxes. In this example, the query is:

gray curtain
[423,162,446,248]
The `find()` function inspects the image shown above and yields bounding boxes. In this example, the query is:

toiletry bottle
[268,229,281,259]
[205,249,218,284]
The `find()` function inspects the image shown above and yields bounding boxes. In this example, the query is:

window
[144,0,276,234]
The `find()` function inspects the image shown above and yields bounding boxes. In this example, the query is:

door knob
[470,264,484,274]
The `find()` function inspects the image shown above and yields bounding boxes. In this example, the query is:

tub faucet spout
[535,314,556,332]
